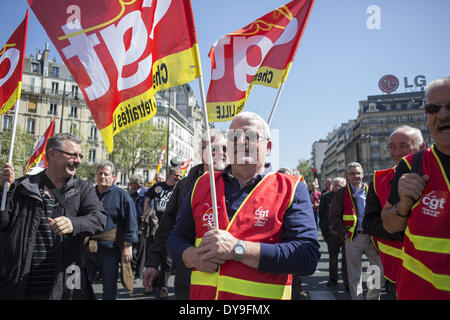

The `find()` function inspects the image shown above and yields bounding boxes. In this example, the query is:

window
[28,100,37,113]
[70,122,77,134]
[3,116,12,131]
[120,173,127,186]
[49,103,58,115]
[31,62,40,73]
[51,82,59,95]
[71,85,79,98]
[51,66,59,78]
[143,170,149,182]
[88,148,96,164]
[89,126,97,140]
[27,118,36,134]
[70,105,78,118]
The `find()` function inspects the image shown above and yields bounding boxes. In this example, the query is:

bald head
[389,125,426,165]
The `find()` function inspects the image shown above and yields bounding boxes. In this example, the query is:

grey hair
[96,161,116,176]
[46,133,81,154]
[425,77,450,101]
[346,162,363,172]
[278,167,293,175]
[168,166,181,175]
[232,111,271,140]
[129,173,145,187]
[333,177,346,185]
[202,128,226,143]
[390,125,424,147]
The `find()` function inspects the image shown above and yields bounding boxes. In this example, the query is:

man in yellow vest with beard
[381,77,450,299]
[167,111,320,300]
[330,162,385,300]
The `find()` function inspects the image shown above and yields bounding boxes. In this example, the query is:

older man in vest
[362,125,426,299]
[167,111,320,300]
[381,77,450,300]
[330,162,384,300]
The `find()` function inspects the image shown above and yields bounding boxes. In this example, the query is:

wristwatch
[394,203,410,218]
[233,240,246,260]
[123,241,133,248]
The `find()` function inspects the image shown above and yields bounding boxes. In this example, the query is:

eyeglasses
[226,130,267,143]
[424,102,450,114]
[54,149,84,159]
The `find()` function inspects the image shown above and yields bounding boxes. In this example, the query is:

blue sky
[1,0,449,169]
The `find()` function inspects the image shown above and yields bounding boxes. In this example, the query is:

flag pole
[267,81,286,126]
[197,73,219,230]
[1,98,21,211]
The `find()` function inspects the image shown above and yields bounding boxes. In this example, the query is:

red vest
[190,171,300,300]
[342,183,368,241]
[396,146,450,299]
[372,167,404,284]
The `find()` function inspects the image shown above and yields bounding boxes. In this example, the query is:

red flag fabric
[28,0,201,152]
[24,116,56,175]
[0,11,29,115]
[206,0,315,122]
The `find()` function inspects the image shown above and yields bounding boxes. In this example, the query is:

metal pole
[267,81,286,126]
[1,98,21,211]
[59,80,66,133]
[165,106,170,180]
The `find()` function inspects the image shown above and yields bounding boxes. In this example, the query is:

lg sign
[379,75,426,93]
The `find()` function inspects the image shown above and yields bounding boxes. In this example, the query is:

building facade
[0,45,204,184]
[319,89,430,184]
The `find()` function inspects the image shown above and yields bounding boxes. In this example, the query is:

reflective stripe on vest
[372,167,403,283]
[342,184,368,241]
[190,172,300,300]
[397,145,450,299]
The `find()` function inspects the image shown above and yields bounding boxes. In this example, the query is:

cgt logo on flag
[29,0,200,152]
[206,0,315,122]
[0,11,28,115]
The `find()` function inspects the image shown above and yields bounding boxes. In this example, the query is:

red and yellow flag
[151,143,166,186]
[28,0,201,152]
[0,11,29,115]
[206,0,315,122]
[24,117,56,175]
[179,157,192,177]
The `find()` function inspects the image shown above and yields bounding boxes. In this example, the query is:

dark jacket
[146,163,204,300]
[318,191,334,234]
[329,185,358,241]
[0,171,107,300]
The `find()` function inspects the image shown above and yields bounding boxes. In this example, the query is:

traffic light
[313,168,318,179]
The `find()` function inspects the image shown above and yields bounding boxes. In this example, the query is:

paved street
[93,231,391,300]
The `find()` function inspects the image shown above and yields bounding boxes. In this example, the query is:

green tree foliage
[296,158,314,186]
[0,127,35,176]
[109,121,166,179]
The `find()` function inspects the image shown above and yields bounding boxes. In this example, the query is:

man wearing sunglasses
[381,77,450,299]
[0,133,107,299]
[143,129,228,300]
[167,111,320,300]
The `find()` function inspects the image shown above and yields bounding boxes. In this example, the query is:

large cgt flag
[28,0,201,152]
[24,117,56,175]
[206,0,315,122]
[0,11,29,115]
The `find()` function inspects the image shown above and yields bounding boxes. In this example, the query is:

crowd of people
[0,77,448,300]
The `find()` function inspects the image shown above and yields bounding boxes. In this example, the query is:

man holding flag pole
[0,11,29,211]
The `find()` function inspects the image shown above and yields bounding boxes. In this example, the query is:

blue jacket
[96,184,138,247]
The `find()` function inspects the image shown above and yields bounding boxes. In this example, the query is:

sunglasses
[226,130,267,143]
[54,149,84,159]
[424,102,450,114]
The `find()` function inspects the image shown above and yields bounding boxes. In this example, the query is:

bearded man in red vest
[167,111,320,300]
[362,125,425,299]
[330,162,385,300]
[381,77,450,300]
